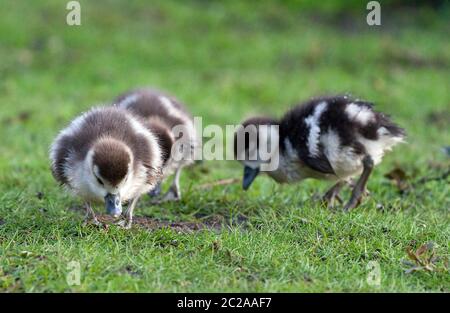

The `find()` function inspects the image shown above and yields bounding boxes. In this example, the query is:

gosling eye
[95,176,104,186]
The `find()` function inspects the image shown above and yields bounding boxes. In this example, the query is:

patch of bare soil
[68,178,248,232]
[68,206,245,232]
[96,214,235,232]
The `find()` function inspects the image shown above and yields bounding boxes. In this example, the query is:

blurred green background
[0,0,448,292]
[1,1,449,154]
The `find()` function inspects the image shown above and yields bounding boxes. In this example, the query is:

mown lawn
[0,1,449,292]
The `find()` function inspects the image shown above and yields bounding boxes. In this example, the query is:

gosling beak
[243,166,260,190]
[105,193,122,218]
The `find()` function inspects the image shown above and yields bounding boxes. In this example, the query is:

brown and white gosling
[234,95,406,211]
[114,88,198,202]
[50,107,163,228]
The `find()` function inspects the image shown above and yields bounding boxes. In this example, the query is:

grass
[0,0,449,292]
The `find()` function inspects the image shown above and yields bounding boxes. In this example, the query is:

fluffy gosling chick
[234,95,406,210]
[50,107,162,227]
[114,88,197,202]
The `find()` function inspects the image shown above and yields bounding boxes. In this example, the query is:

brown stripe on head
[92,138,131,187]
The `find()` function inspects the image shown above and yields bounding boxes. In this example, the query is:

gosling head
[86,137,133,217]
[234,116,280,190]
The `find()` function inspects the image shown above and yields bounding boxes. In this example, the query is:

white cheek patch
[345,103,375,125]
[305,101,328,157]
[93,165,100,178]
[67,151,107,202]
